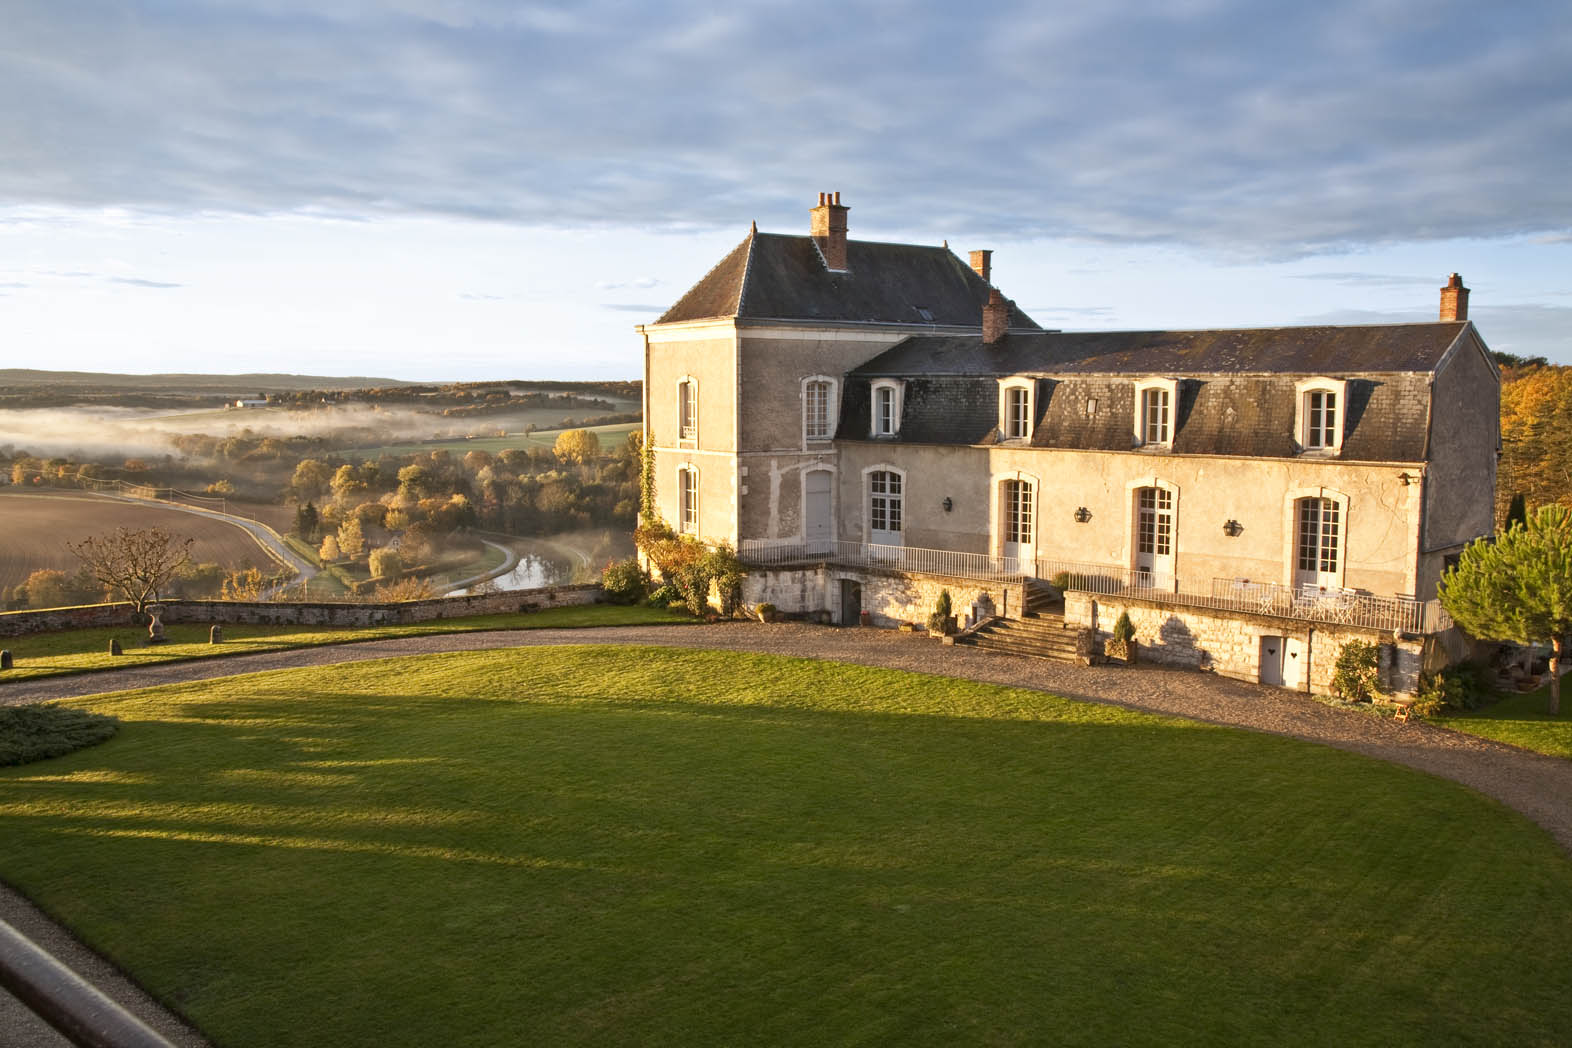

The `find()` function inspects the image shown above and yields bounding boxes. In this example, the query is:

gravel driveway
[4,620,1570,1047]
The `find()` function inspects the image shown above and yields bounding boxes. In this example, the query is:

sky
[2,0,1569,381]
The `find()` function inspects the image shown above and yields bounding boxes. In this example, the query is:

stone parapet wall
[0,584,602,638]
[1064,592,1428,697]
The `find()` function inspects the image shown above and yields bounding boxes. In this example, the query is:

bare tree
[67,527,194,619]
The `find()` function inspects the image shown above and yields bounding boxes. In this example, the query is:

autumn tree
[1497,366,1572,525]
[21,569,71,609]
[554,428,601,466]
[67,527,194,619]
[336,517,366,559]
[221,567,268,601]
[1441,505,1572,714]
[368,547,401,579]
[291,458,333,501]
[319,534,341,562]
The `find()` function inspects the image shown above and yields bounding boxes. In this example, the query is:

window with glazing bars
[1297,498,1339,572]
[869,470,902,533]
[679,467,698,532]
[1305,390,1337,449]
[1142,388,1170,444]
[1004,479,1033,544]
[805,380,832,440]
[1137,487,1173,556]
[678,380,697,440]
[1005,386,1031,438]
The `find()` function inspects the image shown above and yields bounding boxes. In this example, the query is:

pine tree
[1441,505,1572,714]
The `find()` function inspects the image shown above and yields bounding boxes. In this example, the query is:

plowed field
[0,491,275,592]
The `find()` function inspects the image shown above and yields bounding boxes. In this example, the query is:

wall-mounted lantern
[1223,519,1243,537]
[942,497,953,512]
[1073,507,1092,523]
[1397,471,1414,486]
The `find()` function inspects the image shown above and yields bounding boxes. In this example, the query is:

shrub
[1051,571,1070,593]
[645,582,680,608]
[0,705,119,767]
[371,576,436,602]
[927,590,953,633]
[756,602,777,622]
[1112,612,1136,644]
[601,558,648,605]
[1415,663,1493,712]
[368,547,402,580]
[1331,640,1383,703]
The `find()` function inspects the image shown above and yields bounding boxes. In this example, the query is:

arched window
[1295,496,1341,588]
[1294,378,1347,453]
[870,380,903,437]
[1132,484,1176,583]
[998,378,1034,440]
[678,465,699,534]
[803,376,837,442]
[867,468,903,545]
[1132,378,1178,447]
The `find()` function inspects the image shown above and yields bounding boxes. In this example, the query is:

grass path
[3,646,1571,1046]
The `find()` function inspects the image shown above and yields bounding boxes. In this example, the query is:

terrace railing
[742,540,1029,581]
[1037,557,1451,635]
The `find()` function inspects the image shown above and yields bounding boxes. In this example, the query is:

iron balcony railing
[1036,557,1451,635]
[739,541,1451,634]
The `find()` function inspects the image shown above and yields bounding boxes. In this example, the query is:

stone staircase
[964,580,1083,663]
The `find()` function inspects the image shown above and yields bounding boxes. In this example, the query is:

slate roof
[840,322,1475,462]
[655,231,1040,329]
[852,323,1470,377]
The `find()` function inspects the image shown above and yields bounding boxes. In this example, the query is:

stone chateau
[637,193,1497,694]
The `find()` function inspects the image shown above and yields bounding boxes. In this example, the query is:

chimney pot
[1439,272,1470,322]
[809,191,849,271]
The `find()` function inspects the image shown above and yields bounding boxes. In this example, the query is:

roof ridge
[736,226,757,316]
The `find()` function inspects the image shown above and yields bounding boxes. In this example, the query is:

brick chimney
[809,191,849,271]
[1439,273,1469,322]
[983,288,1011,344]
[969,250,992,284]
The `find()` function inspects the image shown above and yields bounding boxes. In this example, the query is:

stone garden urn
[146,604,167,645]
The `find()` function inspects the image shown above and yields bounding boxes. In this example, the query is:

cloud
[1,1,1567,255]
[458,292,503,301]
[601,303,667,314]
[595,277,660,291]
[108,277,182,289]
[1296,302,1572,363]
[1292,272,1438,288]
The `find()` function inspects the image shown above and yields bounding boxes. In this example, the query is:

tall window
[874,385,897,436]
[1297,497,1340,575]
[805,379,833,441]
[679,466,698,533]
[869,470,903,538]
[1005,386,1031,439]
[1305,390,1337,449]
[1003,478,1033,546]
[1137,487,1173,558]
[678,379,697,440]
[1142,387,1170,444]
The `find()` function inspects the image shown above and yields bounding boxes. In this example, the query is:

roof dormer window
[998,377,1035,441]
[870,379,903,438]
[1132,378,1179,448]
[1294,378,1348,454]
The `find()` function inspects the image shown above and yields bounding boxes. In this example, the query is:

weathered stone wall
[744,565,1019,628]
[1063,592,1428,696]
[0,584,602,638]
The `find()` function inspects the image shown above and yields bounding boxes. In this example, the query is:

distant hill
[0,369,415,394]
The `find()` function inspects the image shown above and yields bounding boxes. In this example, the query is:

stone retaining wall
[744,566,1021,628]
[0,584,602,638]
[1063,592,1428,696]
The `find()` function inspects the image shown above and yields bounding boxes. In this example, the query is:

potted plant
[1105,611,1137,664]
[927,589,956,637]
[755,601,778,623]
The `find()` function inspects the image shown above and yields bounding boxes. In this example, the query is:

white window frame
[870,379,904,438]
[1132,377,1178,448]
[1122,476,1180,586]
[1294,377,1347,454]
[861,464,906,545]
[677,464,699,534]
[1282,487,1349,590]
[676,375,698,445]
[997,377,1035,441]
[802,375,838,445]
[989,470,1041,563]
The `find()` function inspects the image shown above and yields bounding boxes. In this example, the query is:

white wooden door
[804,470,832,546]
[1283,637,1305,689]
[1134,487,1174,585]
[868,470,903,548]
[1259,636,1285,687]
[1002,478,1034,572]
[1295,498,1341,591]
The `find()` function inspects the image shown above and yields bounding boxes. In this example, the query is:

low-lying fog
[0,403,493,461]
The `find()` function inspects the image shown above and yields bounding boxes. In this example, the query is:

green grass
[1435,675,1572,759]
[0,604,695,684]
[2,647,1570,1046]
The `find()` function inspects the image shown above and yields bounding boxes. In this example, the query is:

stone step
[970,632,1082,662]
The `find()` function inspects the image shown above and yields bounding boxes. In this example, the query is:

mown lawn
[0,604,694,684]
[1435,674,1572,760]
[2,647,1570,1046]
